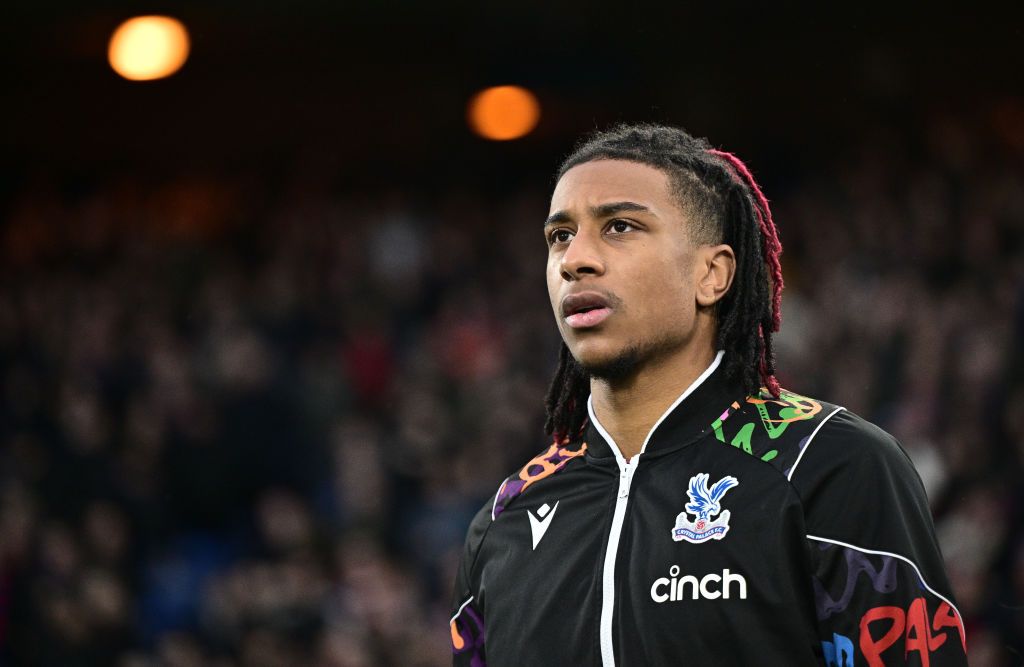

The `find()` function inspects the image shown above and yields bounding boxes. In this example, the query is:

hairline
[555,155,723,246]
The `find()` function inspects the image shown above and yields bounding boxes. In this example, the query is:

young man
[450,125,967,666]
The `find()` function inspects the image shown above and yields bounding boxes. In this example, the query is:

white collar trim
[586,349,725,462]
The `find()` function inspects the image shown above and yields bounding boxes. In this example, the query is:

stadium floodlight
[108,16,190,82]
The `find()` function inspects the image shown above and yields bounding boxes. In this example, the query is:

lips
[561,292,613,329]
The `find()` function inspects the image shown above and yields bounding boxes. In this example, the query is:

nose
[559,230,606,281]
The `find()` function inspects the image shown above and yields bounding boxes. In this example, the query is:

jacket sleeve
[450,501,491,667]
[789,410,967,666]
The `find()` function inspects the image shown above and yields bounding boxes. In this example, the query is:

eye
[607,219,636,234]
[549,228,575,245]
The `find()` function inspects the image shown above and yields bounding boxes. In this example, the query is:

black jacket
[450,351,967,666]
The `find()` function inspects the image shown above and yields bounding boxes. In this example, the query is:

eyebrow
[544,201,652,227]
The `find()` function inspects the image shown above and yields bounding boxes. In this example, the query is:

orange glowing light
[468,86,541,141]
[108,16,190,81]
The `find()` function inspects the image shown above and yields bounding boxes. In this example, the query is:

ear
[694,244,736,307]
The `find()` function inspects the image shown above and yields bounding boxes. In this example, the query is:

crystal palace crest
[672,473,739,544]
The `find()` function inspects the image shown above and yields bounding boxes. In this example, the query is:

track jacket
[450,351,967,666]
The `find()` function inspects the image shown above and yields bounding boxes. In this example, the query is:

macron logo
[527,501,559,550]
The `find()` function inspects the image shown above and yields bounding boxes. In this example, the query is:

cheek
[627,256,695,321]
[546,258,563,309]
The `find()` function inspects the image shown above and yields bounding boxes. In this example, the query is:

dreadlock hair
[543,123,785,442]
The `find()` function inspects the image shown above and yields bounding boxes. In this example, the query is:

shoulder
[712,386,933,534]
[489,438,588,521]
[711,386,917,485]
[788,407,925,500]
[459,437,588,567]
[785,404,938,554]
[708,387,845,476]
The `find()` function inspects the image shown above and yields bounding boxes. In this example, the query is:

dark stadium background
[1,2,1022,665]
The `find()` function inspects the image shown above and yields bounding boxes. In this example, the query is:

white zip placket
[589,350,724,667]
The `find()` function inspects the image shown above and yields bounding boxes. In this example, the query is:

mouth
[561,292,613,329]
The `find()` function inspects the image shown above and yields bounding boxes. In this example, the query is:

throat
[588,346,720,460]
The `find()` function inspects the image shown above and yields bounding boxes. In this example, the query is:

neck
[589,344,719,460]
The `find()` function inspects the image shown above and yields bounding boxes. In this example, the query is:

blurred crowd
[1,115,1023,666]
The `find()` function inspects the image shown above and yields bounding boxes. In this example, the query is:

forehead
[549,159,675,215]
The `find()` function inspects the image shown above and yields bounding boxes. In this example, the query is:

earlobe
[695,244,736,307]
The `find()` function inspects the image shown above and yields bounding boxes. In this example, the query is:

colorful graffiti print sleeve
[789,412,967,666]
[449,353,965,666]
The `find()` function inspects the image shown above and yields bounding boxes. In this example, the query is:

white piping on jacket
[785,406,845,481]
[450,595,474,624]
[805,534,966,644]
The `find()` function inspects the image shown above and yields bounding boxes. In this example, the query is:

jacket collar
[583,350,744,463]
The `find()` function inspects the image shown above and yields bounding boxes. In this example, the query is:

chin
[568,340,644,382]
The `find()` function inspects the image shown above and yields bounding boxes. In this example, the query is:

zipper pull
[618,460,635,499]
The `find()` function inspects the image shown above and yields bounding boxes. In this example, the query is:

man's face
[545,159,702,379]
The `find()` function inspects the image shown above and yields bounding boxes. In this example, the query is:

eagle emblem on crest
[672,473,739,543]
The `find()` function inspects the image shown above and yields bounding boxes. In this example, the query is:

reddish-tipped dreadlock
[544,124,785,442]
[707,148,785,397]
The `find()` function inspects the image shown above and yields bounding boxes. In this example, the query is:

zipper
[589,351,725,666]
[600,454,639,667]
